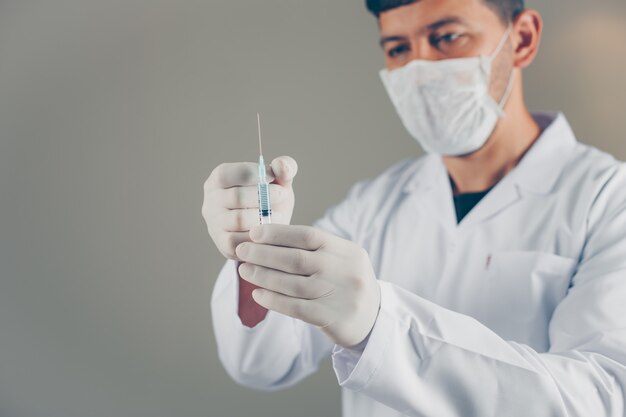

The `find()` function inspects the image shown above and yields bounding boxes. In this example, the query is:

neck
[443,74,541,195]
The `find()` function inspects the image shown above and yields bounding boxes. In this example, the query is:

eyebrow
[379,16,467,48]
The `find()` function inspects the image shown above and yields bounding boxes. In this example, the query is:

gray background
[1,1,625,416]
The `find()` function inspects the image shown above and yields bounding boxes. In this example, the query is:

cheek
[385,57,408,71]
[489,46,515,94]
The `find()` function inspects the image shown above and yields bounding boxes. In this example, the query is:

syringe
[256,113,272,225]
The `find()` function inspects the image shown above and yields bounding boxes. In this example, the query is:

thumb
[270,156,298,188]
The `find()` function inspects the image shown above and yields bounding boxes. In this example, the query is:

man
[202,0,626,415]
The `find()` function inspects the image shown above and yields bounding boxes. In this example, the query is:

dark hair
[365,0,524,23]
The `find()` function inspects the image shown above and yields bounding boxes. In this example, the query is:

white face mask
[379,26,514,156]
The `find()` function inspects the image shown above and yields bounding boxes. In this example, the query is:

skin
[379,0,543,194]
[206,0,546,348]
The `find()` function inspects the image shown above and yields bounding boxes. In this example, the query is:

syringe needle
[256,112,272,225]
[256,112,267,183]
[257,112,263,157]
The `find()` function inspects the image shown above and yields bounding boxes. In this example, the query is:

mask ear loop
[492,25,515,116]
[490,24,513,60]
[497,69,516,114]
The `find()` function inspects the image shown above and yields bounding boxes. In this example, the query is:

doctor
[203,0,626,416]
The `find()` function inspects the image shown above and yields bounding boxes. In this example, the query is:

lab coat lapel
[458,113,578,229]
[455,172,521,229]
[406,153,521,231]
[404,154,458,233]
[403,113,578,231]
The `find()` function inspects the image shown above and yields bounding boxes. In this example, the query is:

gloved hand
[235,224,381,348]
[202,156,297,260]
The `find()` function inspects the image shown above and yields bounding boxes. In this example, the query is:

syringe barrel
[257,182,272,224]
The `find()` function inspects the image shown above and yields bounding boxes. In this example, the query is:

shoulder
[348,155,430,202]
[337,156,429,240]
[566,140,622,181]
[560,141,626,230]
[563,141,626,200]
[313,156,427,241]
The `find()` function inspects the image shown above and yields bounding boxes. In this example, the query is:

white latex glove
[202,156,297,260]
[235,224,382,348]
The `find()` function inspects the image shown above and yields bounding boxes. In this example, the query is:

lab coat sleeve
[211,179,371,391]
[331,166,626,416]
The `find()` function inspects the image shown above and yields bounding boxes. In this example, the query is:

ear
[511,9,543,69]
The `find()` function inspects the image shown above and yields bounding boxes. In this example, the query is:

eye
[387,44,410,58]
[430,32,464,51]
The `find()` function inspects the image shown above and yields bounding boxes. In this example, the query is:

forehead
[378,0,499,34]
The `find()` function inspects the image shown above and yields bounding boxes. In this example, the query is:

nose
[408,39,440,61]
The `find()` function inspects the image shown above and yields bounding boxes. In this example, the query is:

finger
[208,162,275,189]
[220,208,259,232]
[249,224,328,251]
[269,156,298,188]
[217,231,250,260]
[239,263,333,299]
[252,288,326,327]
[235,242,319,276]
[218,183,288,210]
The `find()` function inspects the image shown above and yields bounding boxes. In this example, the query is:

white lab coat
[211,113,626,417]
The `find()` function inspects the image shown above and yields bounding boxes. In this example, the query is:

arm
[332,168,626,416]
